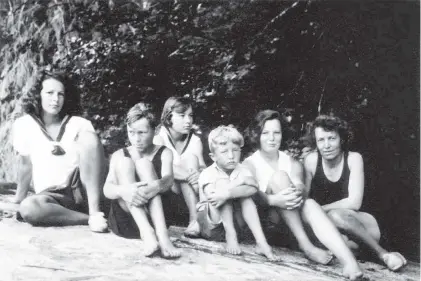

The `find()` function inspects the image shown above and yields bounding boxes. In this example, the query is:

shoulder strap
[122,147,131,158]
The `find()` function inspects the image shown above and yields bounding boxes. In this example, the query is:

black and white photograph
[0,0,419,280]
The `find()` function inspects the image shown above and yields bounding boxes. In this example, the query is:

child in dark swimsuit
[104,102,181,258]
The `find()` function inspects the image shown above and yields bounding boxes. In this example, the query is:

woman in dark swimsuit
[304,114,407,272]
[104,102,181,259]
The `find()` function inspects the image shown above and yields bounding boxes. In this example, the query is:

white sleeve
[12,117,31,156]
[80,118,95,133]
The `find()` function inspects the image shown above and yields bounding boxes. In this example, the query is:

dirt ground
[0,184,419,281]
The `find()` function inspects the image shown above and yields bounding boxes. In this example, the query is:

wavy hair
[160,96,193,128]
[309,114,353,150]
[244,109,284,151]
[22,71,81,119]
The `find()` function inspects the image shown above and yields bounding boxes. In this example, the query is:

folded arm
[322,152,365,211]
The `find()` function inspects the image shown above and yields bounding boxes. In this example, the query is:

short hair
[245,109,283,150]
[208,125,244,153]
[160,96,193,128]
[126,102,158,129]
[310,114,353,150]
[22,70,81,118]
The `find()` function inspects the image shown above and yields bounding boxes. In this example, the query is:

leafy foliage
[0,0,419,260]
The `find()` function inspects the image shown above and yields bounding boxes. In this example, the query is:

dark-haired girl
[243,110,363,280]
[154,96,207,237]
[12,71,107,232]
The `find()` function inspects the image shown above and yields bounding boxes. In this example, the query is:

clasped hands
[268,184,303,210]
[122,181,159,207]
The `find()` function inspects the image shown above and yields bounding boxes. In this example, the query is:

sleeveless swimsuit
[309,151,350,206]
[108,146,166,238]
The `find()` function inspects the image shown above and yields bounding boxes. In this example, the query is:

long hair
[244,109,284,151]
[308,114,353,151]
[22,70,81,119]
[160,96,193,128]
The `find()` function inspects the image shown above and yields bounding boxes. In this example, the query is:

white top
[12,114,95,193]
[196,162,253,210]
[154,126,202,165]
[244,150,293,193]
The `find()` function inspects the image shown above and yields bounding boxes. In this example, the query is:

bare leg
[328,209,407,271]
[78,131,106,214]
[239,197,280,261]
[178,155,200,237]
[220,201,242,255]
[149,196,181,258]
[134,159,181,259]
[19,195,88,226]
[268,171,333,265]
[301,200,362,279]
[115,157,158,256]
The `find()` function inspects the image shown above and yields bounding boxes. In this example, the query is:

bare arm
[145,148,174,195]
[13,155,32,203]
[303,152,318,198]
[226,175,258,199]
[103,152,124,200]
[195,139,207,171]
[103,152,145,199]
[322,152,365,211]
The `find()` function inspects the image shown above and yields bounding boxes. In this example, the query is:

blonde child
[197,125,279,261]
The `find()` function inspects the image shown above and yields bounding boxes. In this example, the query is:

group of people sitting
[10,71,407,280]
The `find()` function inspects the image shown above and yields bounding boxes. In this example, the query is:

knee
[327,209,354,230]
[134,158,157,180]
[215,178,230,188]
[135,158,154,171]
[19,197,46,225]
[301,198,318,214]
[77,131,101,149]
[180,154,199,169]
[267,170,291,193]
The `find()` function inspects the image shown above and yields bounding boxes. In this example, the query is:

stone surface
[0,186,419,281]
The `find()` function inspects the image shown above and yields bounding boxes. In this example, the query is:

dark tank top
[122,145,165,179]
[309,151,350,206]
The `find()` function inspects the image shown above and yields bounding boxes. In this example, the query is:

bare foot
[381,252,407,271]
[301,245,334,265]
[343,264,363,280]
[160,239,181,259]
[225,230,242,255]
[143,240,160,257]
[256,243,281,262]
[184,220,200,238]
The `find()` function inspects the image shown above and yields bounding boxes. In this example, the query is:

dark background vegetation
[0,0,419,261]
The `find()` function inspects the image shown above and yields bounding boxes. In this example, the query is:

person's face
[170,105,193,134]
[314,127,342,160]
[127,118,155,152]
[259,119,282,154]
[40,78,65,116]
[211,140,242,173]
